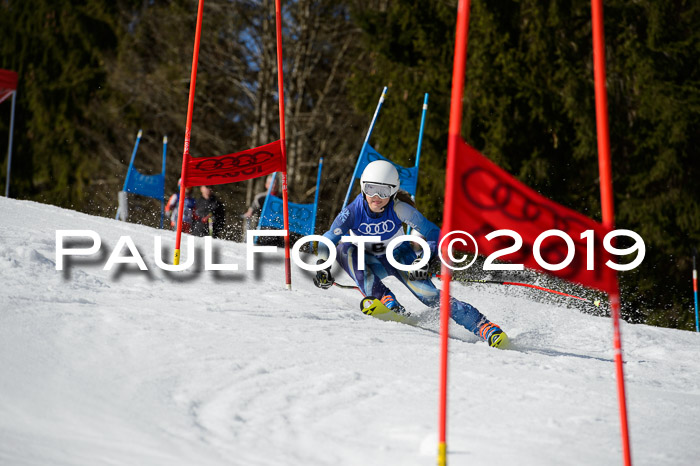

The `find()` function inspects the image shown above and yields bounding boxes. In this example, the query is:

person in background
[165,178,197,233]
[242,174,279,226]
[192,185,226,238]
[312,160,509,348]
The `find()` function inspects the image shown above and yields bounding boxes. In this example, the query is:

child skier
[313,160,509,348]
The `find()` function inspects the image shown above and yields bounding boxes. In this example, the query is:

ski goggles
[362,182,395,199]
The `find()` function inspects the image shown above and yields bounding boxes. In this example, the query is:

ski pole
[335,275,600,308]
[333,281,360,291]
[435,274,601,307]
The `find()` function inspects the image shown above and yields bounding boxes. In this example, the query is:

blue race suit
[319,194,493,337]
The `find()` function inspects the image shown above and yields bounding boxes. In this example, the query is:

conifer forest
[1,0,698,329]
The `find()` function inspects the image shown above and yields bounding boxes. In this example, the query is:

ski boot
[380,294,408,316]
[478,322,510,349]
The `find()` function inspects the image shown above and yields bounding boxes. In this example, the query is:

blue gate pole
[255,172,278,244]
[342,86,388,209]
[311,158,324,234]
[415,93,429,172]
[116,129,143,219]
[407,93,429,235]
[260,172,277,219]
[160,135,168,229]
[693,253,699,332]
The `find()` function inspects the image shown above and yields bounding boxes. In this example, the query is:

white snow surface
[1,196,699,466]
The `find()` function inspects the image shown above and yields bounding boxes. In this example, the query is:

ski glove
[408,257,431,281]
[313,260,334,289]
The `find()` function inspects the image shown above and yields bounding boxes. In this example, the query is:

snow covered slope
[1,196,699,466]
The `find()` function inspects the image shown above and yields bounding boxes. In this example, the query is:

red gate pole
[4,90,16,198]
[274,0,292,289]
[439,1,472,464]
[174,0,205,265]
[591,1,632,465]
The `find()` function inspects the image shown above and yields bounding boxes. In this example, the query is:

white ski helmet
[360,160,400,198]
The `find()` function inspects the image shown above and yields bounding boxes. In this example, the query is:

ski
[358,296,513,348]
[359,296,420,325]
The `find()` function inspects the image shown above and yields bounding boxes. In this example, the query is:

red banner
[447,138,617,294]
[182,140,285,187]
[0,69,17,90]
[0,69,18,104]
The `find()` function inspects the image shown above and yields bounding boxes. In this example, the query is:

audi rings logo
[192,150,277,180]
[461,166,592,236]
[269,200,312,221]
[358,220,395,235]
[194,150,275,172]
